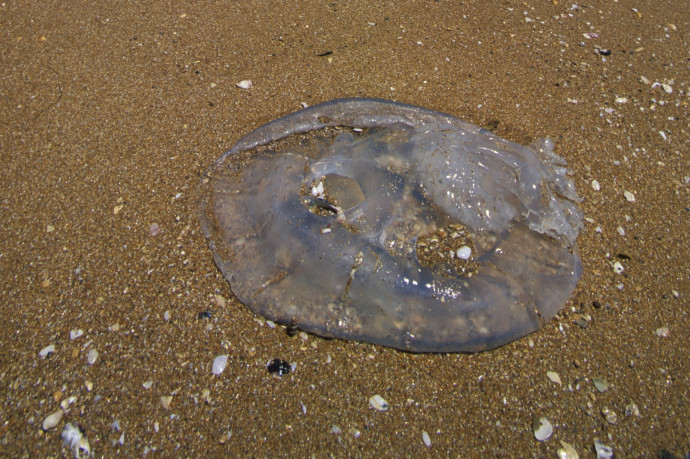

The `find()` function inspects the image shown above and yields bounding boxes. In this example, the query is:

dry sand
[1,0,688,456]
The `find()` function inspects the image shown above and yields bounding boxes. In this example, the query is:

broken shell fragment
[369,394,389,411]
[199,98,583,352]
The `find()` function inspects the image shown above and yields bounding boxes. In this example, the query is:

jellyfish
[198,98,583,352]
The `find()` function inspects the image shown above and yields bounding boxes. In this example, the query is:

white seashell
[236,80,252,89]
[87,349,98,365]
[160,395,173,409]
[369,394,389,411]
[39,344,55,359]
[61,423,91,456]
[456,246,472,260]
[212,355,228,375]
[70,329,83,340]
[547,371,562,386]
[42,410,63,431]
[533,417,553,441]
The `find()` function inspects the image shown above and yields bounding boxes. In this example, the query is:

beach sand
[1,0,688,456]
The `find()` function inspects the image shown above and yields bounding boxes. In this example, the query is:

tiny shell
[422,431,431,447]
[39,344,55,359]
[594,439,614,458]
[592,377,609,392]
[87,349,99,364]
[369,394,389,411]
[557,440,579,459]
[456,246,472,260]
[212,355,228,375]
[161,395,173,409]
[70,329,84,340]
[533,416,553,441]
[547,371,562,385]
[61,423,91,456]
[236,80,252,89]
[42,410,63,431]
[623,190,635,202]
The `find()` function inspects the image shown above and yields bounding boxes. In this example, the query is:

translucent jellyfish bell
[199,98,583,352]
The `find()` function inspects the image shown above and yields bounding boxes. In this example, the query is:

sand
[1,0,688,456]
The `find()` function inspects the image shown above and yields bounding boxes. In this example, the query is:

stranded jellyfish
[198,98,583,352]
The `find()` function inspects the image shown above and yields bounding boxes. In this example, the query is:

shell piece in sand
[199,98,583,352]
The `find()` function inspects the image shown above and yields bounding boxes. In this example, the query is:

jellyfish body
[199,98,583,352]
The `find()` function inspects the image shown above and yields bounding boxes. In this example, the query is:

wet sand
[1,0,688,456]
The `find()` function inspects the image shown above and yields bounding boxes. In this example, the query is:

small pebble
[39,344,55,359]
[422,430,431,447]
[212,355,228,375]
[42,410,63,431]
[142,380,153,389]
[84,381,93,391]
[615,97,628,104]
[613,262,624,274]
[369,394,389,411]
[149,223,161,236]
[617,226,626,237]
[87,349,98,365]
[236,80,252,89]
[46,224,55,232]
[661,83,672,93]
[533,416,553,441]
[592,377,609,392]
[591,180,600,191]
[594,438,614,459]
[623,190,635,202]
